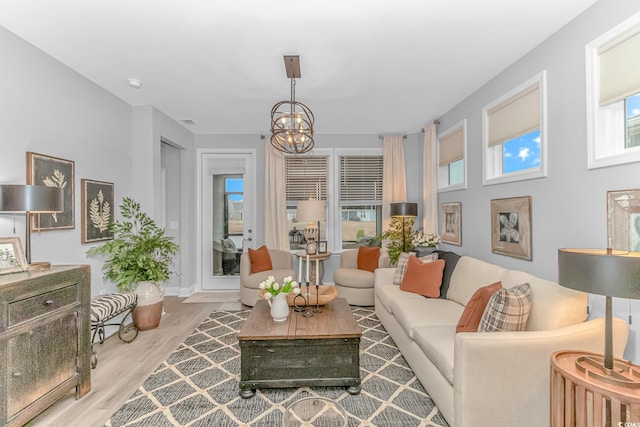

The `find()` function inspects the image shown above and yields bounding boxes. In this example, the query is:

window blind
[487,83,540,147]
[438,127,464,166]
[599,30,640,106]
[339,156,383,205]
[285,156,327,201]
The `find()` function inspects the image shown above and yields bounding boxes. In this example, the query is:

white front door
[198,149,256,291]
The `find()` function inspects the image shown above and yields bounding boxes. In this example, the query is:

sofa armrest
[374,267,396,287]
[453,317,628,427]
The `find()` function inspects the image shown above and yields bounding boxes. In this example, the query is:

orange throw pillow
[357,246,380,273]
[399,257,445,298]
[456,281,503,333]
[248,245,273,273]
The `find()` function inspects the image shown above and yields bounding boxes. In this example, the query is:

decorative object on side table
[81,179,114,244]
[490,196,532,260]
[384,202,418,265]
[0,237,28,275]
[607,188,640,251]
[27,152,75,231]
[440,202,462,245]
[86,197,179,330]
[318,240,327,253]
[412,230,440,257]
[0,184,64,266]
[258,275,300,322]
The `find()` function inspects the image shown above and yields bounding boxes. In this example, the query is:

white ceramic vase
[268,292,290,322]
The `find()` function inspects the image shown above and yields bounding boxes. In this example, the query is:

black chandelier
[270,55,314,154]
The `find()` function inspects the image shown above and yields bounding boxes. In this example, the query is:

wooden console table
[551,350,640,427]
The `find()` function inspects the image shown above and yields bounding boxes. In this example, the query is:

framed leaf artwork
[81,179,114,243]
[490,196,532,260]
[27,152,75,231]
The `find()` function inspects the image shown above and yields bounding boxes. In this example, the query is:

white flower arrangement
[258,275,301,299]
[411,230,440,248]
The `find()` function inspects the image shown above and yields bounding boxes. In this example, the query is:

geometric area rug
[105,307,449,427]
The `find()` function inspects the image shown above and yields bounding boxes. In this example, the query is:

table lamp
[558,248,640,387]
[390,202,418,252]
[296,199,325,255]
[0,184,64,266]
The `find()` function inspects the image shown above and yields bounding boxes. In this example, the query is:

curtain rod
[378,134,407,140]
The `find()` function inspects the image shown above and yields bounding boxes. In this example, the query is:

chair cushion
[456,281,502,332]
[479,283,532,332]
[91,293,137,323]
[400,258,445,298]
[357,246,380,273]
[393,252,439,285]
[248,245,273,273]
[334,267,374,289]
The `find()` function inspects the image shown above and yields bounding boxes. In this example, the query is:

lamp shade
[558,248,640,299]
[296,199,326,222]
[0,185,64,213]
[390,202,418,217]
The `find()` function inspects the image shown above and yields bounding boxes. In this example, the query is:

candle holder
[302,283,314,317]
[313,284,322,313]
[293,293,307,312]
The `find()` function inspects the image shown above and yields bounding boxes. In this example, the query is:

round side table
[294,251,332,285]
[282,397,348,427]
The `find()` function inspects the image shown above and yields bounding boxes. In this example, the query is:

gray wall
[435,0,640,361]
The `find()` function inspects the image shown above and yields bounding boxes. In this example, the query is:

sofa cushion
[248,245,273,273]
[393,252,438,285]
[242,269,295,289]
[357,246,380,272]
[501,270,587,331]
[413,325,456,384]
[389,297,464,339]
[479,283,532,332]
[375,283,425,314]
[334,267,374,289]
[447,256,508,307]
[400,257,445,298]
[456,281,502,332]
[435,250,461,299]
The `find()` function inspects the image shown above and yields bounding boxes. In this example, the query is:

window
[338,155,383,249]
[483,72,546,185]
[587,14,640,168]
[285,155,328,251]
[438,120,466,191]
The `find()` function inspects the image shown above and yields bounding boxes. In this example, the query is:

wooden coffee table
[237,298,361,398]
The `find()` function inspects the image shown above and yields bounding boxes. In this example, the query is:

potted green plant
[87,197,179,330]
[381,215,416,265]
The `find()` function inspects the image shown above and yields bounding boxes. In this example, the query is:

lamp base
[575,354,640,388]
[305,240,317,255]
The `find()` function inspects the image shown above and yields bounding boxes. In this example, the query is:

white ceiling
[0,0,598,135]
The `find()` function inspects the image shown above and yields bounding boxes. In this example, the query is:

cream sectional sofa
[374,251,629,427]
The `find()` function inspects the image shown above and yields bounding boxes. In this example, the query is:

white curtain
[382,135,407,230]
[422,124,438,234]
[264,141,290,250]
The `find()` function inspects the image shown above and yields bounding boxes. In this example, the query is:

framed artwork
[491,196,532,260]
[81,179,115,243]
[607,189,640,251]
[27,152,75,231]
[318,241,328,253]
[0,237,28,275]
[440,202,462,246]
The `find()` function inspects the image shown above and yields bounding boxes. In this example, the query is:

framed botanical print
[81,179,114,243]
[27,152,75,231]
[490,196,532,260]
[440,202,462,245]
[607,189,640,251]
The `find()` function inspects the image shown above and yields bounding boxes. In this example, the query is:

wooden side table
[551,350,640,426]
[295,251,332,285]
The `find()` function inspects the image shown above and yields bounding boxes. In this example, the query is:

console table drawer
[8,283,78,327]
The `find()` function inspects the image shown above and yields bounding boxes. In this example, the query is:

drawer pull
[266,348,275,353]
[44,300,54,306]
[12,372,22,377]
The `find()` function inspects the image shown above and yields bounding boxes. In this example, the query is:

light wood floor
[26,295,245,427]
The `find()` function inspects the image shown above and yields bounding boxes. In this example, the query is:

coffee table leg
[239,387,256,399]
[346,385,361,395]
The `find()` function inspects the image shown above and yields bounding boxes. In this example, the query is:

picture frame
[81,179,115,243]
[27,152,75,231]
[0,237,28,275]
[318,241,327,253]
[490,196,532,260]
[607,188,640,251]
[440,202,462,246]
